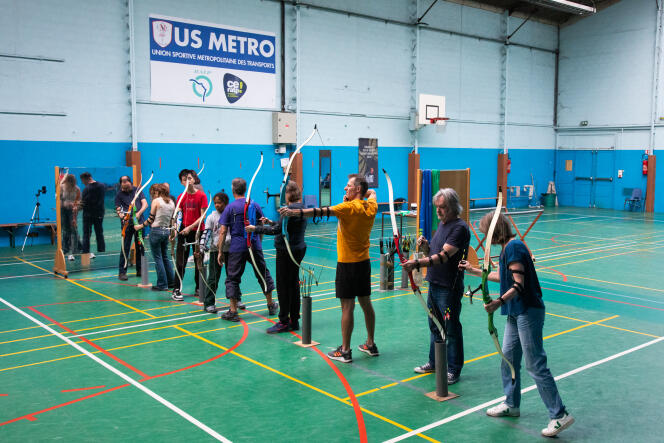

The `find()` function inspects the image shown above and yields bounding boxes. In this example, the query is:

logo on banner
[152,20,173,48]
[189,75,213,102]
[223,73,247,104]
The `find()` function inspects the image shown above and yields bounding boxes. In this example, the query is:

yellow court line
[534,236,664,265]
[0,305,180,336]
[344,314,620,401]
[560,273,664,293]
[14,257,158,319]
[174,325,439,443]
[527,230,659,253]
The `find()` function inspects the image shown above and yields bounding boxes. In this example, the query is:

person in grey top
[60,173,82,260]
[199,191,231,313]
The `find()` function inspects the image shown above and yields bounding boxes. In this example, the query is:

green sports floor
[0,207,662,442]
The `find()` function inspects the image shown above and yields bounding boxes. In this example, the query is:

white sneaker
[90,253,96,259]
[486,402,520,417]
[187,255,194,263]
[541,412,574,437]
[68,255,75,261]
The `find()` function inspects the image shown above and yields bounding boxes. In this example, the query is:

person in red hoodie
[171,169,208,301]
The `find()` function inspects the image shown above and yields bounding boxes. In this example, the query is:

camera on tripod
[35,186,47,197]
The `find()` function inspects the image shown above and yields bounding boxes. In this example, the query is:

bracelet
[498,296,505,305]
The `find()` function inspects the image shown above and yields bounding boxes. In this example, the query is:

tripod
[22,187,46,252]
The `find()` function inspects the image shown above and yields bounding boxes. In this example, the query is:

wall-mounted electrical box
[272,112,296,144]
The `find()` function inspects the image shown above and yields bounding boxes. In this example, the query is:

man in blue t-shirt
[403,188,470,385]
[216,177,277,322]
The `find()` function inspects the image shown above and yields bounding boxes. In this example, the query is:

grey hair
[433,188,463,217]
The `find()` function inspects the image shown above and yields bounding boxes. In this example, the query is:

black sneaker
[447,372,460,385]
[237,302,246,310]
[204,305,218,314]
[171,289,183,302]
[267,302,279,316]
[151,286,167,292]
[328,346,352,363]
[220,309,240,322]
[136,272,142,277]
[118,273,128,281]
[414,362,435,374]
[358,342,379,356]
[289,320,300,331]
[266,321,289,334]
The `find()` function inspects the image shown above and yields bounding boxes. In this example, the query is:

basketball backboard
[418,94,446,127]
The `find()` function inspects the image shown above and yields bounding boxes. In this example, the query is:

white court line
[542,280,664,306]
[535,240,641,260]
[0,272,51,280]
[0,296,230,442]
[384,335,664,443]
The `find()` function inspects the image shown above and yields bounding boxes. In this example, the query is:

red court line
[538,266,568,282]
[142,319,250,381]
[61,385,106,393]
[544,287,664,312]
[0,315,249,427]
[27,306,150,379]
[248,311,368,443]
[0,384,130,426]
[0,394,7,396]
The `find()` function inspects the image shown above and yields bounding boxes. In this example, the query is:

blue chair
[624,188,644,211]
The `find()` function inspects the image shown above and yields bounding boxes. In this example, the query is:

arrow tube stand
[425,339,458,402]
[138,251,151,288]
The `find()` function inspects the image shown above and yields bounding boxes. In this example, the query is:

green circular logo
[190,75,213,101]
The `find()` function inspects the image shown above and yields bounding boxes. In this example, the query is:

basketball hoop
[429,117,449,125]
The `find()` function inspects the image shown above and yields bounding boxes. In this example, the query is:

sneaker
[328,346,352,363]
[90,253,96,259]
[237,302,246,310]
[151,286,167,291]
[266,321,290,334]
[486,402,520,417]
[68,255,75,261]
[220,309,240,322]
[267,302,279,316]
[447,372,460,385]
[171,289,183,302]
[358,342,380,356]
[541,412,574,437]
[136,272,142,278]
[414,362,435,374]
[289,320,300,331]
[204,305,218,314]
[118,273,128,281]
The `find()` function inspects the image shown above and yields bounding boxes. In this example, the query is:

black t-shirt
[115,188,147,223]
[425,217,470,289]
[81,181,106,217]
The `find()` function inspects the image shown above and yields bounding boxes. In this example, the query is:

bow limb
[170,178,190,288]
[383,168,445,341]
[196,162,205,177]
[245,152,269,293]
[280,125,319,283]
[482,188,516,383]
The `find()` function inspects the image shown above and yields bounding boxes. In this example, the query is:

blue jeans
[501,307,566,419]
[149,228,174,289]
[427,283,464,376]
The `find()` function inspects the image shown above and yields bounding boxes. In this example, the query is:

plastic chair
[624,188,643,211]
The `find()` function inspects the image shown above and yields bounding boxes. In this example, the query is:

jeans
[174,230,203,292]
[81,214,105,253]
[427,283,464,376]
[501,307,566,419]
[149,227,174,289]
[61,208,81,254]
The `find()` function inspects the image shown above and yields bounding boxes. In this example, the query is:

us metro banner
[149,14,276,108]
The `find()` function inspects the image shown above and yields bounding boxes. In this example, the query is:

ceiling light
[525,0,596,15]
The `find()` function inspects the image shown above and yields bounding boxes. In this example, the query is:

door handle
[595,177,613,182]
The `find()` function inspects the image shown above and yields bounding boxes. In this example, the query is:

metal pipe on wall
[128,0,138,152]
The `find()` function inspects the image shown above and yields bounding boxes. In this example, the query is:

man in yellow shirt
[280,174,377,363]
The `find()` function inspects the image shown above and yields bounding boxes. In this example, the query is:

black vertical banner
[358,138,378,188]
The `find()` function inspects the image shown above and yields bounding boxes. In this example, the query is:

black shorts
[335,259,371,299]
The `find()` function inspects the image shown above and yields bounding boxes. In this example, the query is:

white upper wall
[558,0,656,128]
[0,0,558,148]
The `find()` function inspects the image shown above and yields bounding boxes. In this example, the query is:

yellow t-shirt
[331,198,377,263]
